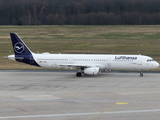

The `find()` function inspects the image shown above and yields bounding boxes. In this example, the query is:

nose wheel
[139,70,143,77]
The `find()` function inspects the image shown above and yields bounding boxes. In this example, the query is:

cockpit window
[147,59,154,62]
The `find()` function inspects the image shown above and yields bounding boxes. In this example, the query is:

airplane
[8,33,159,77]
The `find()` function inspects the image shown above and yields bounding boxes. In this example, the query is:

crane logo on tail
[14,42,24,53]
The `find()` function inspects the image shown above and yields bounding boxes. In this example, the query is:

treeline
[0,0,160,25]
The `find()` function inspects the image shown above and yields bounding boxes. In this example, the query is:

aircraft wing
[56,63,92,68]
[56,63,105,69]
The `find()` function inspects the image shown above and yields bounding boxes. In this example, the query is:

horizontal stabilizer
[7,55,24,60]
[15,57,24,60]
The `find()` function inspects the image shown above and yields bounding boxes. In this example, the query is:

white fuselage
[32,53,159,71]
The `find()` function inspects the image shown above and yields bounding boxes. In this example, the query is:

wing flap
[56,63,104,68]
[56,63,91,67]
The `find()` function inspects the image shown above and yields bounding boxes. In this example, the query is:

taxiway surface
[0,71,160,120]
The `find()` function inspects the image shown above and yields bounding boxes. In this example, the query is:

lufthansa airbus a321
[8,33,159,77]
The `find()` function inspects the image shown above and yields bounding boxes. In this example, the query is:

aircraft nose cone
[152,62,159,69]
[155,62,160,68]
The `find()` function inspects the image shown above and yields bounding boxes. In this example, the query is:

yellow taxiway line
[86,102,129,120]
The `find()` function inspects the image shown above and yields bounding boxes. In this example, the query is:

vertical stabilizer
[10,33,32,55]
[9,33,40,67]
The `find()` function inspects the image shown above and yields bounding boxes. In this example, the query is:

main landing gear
[76,72,82,77]
[139,70,143,77]
[76,67,85,77]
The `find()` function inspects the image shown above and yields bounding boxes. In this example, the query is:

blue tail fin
[10,33,32,55]
[9,33,40,67]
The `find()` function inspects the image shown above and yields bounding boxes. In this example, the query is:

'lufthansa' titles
[115,56,137,60]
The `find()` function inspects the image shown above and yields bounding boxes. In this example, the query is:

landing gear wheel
[140,73,143,77]
[76,72,82,77]
[139,70,143,77]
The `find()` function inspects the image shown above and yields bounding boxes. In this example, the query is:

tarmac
[0,71,160,120]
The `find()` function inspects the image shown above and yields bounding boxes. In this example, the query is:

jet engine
[84,67,100,75]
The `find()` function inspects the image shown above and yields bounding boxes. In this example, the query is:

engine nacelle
[84,67,100,75]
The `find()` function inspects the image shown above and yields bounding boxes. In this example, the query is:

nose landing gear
[139,70,143,77]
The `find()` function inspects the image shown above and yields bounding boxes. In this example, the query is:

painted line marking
[86,104,120,120]
[116,102,129,105]
[86,102,129,120]
[0,109,160,119]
